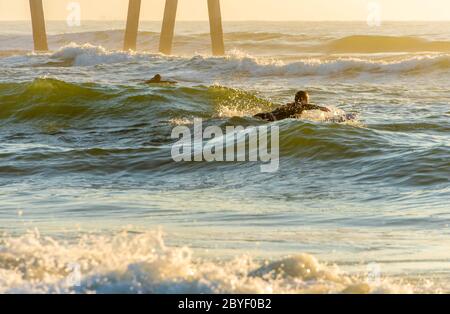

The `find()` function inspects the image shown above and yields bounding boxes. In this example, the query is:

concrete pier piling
[207,0,225,56]
[124,0,142,51]
[28,0,225,56]
[159,0,179,55]
[29,0,48,51]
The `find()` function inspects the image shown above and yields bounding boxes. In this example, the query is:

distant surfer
[145,74,177,85]
[254,91,330,122]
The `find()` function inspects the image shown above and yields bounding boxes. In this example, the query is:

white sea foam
[45,43,450,76]
[1,41,449,77]
[195,51,450,77]
[50,43,140,66]
[298,106,359,124]
[0,230,422,294]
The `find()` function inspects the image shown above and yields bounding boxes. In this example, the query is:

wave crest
[0,230,415,294]
[1,43,449,78]
[0,78,271,122]
[46,44,450,77]
[50,43,139,66]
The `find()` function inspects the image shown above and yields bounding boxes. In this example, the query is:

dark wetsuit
[254,103,327,122]
[145,76,177,85]
[145,79,177,84]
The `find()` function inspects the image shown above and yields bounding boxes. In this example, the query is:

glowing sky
[0,0,449,21]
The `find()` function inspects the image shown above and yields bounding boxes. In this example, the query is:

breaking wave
[50,43,138,66]
[5,43,448,77]
[0,78,271,122]
[0,230,420,294]
[183,52,450,77]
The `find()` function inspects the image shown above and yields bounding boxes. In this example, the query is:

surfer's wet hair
[295,91,309,104]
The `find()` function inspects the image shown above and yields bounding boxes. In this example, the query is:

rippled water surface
[0,21,449,293]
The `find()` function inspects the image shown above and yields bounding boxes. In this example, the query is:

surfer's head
[295,91,309,104]
[152,74,162,82]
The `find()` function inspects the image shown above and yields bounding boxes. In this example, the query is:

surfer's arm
[254,104,290,121]
[254,112,276,121]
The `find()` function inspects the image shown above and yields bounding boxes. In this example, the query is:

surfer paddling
[254,91,330,122]
[145,74,177,85]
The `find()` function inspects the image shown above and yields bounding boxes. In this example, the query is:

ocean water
[0,21,449,294]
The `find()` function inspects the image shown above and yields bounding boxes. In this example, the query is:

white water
[2,43,449,78]
[0,230,423,294]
